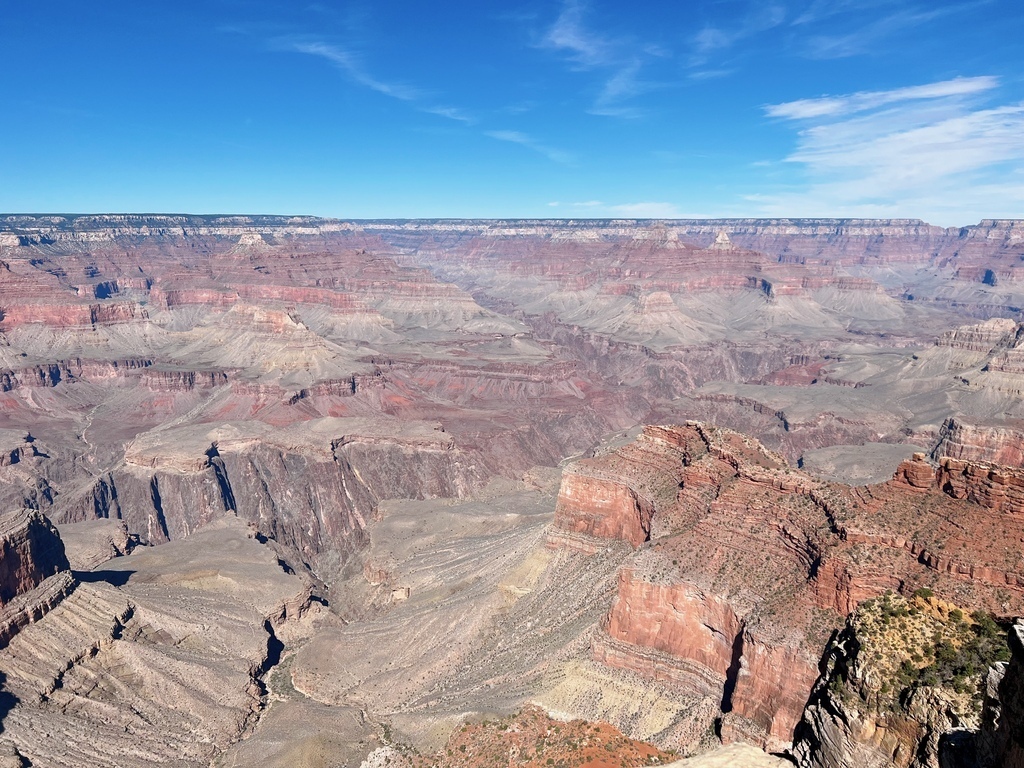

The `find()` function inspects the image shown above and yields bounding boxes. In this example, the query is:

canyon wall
[0,508,73,651]
[0,508,68,605]
[547,423,1024,754]
[980,621,1024,768]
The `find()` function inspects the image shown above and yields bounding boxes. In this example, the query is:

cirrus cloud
[754,76,1024,224]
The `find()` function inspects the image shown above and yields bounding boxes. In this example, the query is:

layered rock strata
[548,423,1024,754]
[0,508,72,649]
[0,515,315,768]
[0,508,68,606]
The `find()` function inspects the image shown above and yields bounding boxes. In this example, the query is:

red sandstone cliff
[548,423,1024,752]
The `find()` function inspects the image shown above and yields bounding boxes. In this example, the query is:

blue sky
[2,0,1023,224]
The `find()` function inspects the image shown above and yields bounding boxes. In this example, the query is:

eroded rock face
[86,418,472,578]
[546,423,1024,754]
[595,570,743,694]
[980,621,1024,768]
[56,518,136,571]
[552,426,693,549]
[934,418,1024,467]
[0,510,74,653]
[0,508,68,607]
[792,594,1006,768]
[0,515,315,768]
[896,450,1024,522]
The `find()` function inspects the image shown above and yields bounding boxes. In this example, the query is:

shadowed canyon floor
[0,216,1022,766]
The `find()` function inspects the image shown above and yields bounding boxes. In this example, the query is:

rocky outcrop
[594,570,743,694]
[548,423,1024,753]
[980,621,1024,768]
[935,319,1018,352]
[552,425,698,551]
[0,508,69,606]
[896,450,1024,520]
[793,594,1009,768]
[0,300,144,329]
[0,516,317,768]
[0,509,73,649]
[935,456,1024,519]
[56,518,137,571]
[932,418,1024,467]
[551,424,825,749]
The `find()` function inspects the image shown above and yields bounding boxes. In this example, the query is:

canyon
[0,214,1022,766]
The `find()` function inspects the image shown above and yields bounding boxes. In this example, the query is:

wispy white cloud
[690,5,785,64]
[502,101,539,115]
[541,1,667,118]
[280,39,477,126]
[421,105,476,125]
[543,1,616,69]
[792,0,906,26]
[285,41,422,101]
[486,130,574,164]
[755,76,1024,224]
[684,1,987,73]
[688,68,737,82]
[766,76,998,120]
[801,3,984,59]
[591,60,656,118]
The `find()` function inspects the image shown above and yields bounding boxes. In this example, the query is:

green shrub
[897,612,1010,701]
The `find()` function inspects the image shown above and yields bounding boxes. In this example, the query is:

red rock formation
[0,509,69,607]
[548,423,1024,751]
[595,569,742,691]
[895,449,1024,519]
[893,452,936,488]
[933,418,1024,467]
[935,457,1024,519]
[0,509,73,648]
[552,425,698,550]
[0,300,144,329]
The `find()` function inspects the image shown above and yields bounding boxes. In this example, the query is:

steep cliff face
[0,508,73,649]
[793,594,1010,768]
[933,418,1024,473]
[58,419,474,578]
[0,508,68,606]
[547,423,1024,753]
[594,569,743,693]
[980,621,1024,768]
[550,424,828,749]
[552,425,693,550]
